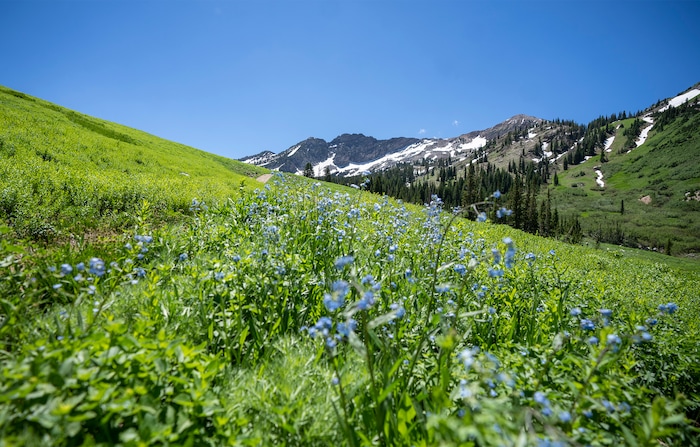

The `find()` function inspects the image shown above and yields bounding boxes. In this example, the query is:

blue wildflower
[476,212,487,222]
[436,284,451,293]
[179,253,188,261]
[570,307,581,316]
[588,336,599,345]
[525,252,536,265]
[558,411,571,423]
[60,264,73,276]
[492,190,501,199]
[357,291,375,310]
[580,319,595,331]
[488,268,504,278]
[606,334,621,346]
[88,258,106,277]
[334,255,354,270]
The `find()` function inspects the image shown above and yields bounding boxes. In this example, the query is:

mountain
[241,115,545,176]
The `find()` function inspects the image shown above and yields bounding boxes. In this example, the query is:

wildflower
[88,258,106,277]
[361,274,375,285]
[436,284,451,293]
[525,252,536,266]
[534,391,549,405]
[60,264,73,276]
[599,309,613,318]
[76,262,85,271]
[570,307,581,316]
[602,399,616,413]
[488,268,504,278]
[53,283,62,290]
[334,255,354,270]
[491,248,501,264]
[492,190,501,199]
[336,319,357,337]
[476,212,487,222]
[214,271,225,281]
[331,377,339,386]
[496,207,512,218]
[558,411,571,423]
[580,319,595,331]
[658,302,678,315]
[134,267,146,278]
[179,253,188,261]
[606,334,621,346]
[458,346,480,370]
[357,291,375,310]
[587,336,599,345]
[504,247,516,269]
[390,303,406,319]
[549,249,556,256]
[646,317,658,326]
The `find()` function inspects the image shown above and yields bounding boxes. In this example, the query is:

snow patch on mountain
[594,166,605,188]
[313,153,337,177]
[604,135,615,152]
[462,136,487,150]
[335,140,439,176]
[635,115,654,148]
[658,88,700,112]
[287,145,301,157]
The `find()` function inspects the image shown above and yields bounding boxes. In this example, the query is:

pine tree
[303,162,314,178]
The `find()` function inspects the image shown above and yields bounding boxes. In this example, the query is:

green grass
[0,85,269,242]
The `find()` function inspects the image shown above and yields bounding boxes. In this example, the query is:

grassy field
[1,88,699,445]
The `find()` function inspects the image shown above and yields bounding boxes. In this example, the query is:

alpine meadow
[1,85,699,446]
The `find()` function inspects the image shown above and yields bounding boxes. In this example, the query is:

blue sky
[2,0,699,159]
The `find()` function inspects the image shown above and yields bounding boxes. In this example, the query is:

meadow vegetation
[1,86,699,445]
[0,86,267,243]
[1,170,699,445]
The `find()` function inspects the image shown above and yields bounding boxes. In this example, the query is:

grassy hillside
[0,85,268,242]
[551,105,700,256]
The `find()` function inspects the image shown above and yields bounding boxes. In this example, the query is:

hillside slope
[0,86,268,241]
[550,88,700,255]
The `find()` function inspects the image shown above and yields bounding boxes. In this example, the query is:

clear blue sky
[2,0,698,159]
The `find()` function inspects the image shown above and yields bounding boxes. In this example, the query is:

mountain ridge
[240,114,544,176]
